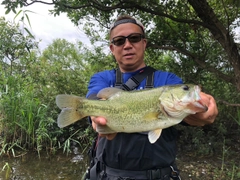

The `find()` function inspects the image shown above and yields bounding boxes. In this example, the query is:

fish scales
[82,90,160,127]
[91,88,161,128]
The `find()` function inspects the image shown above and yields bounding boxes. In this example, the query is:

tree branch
[188,0,240,90]
[217,100,240,107]
[23,0,54,6]
[30,0,210,29]
[147,42,235,84]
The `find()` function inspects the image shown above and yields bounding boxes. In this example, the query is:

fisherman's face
[110,23,147,72]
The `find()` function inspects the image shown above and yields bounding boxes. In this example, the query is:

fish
[56,84,207,143]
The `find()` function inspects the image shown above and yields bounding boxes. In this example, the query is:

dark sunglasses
[111,33,145,46]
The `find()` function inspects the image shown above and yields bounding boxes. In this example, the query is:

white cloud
[0,3,91,50]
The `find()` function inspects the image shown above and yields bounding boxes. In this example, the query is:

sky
[0,2,91,51]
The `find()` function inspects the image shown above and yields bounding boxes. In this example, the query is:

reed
[0,75,58,156]
[62,129,81,156]
[1,162,11,179]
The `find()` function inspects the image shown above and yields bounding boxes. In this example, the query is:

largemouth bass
[56,84,207,143]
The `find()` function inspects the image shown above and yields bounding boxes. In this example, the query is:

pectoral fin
[148,129,162,144]
[143,112,159,120]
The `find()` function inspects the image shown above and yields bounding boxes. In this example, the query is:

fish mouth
[168,85,208,114]
[185,85,208,113]
[188,101,208,113]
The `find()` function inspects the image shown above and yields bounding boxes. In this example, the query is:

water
[0,149,88,180]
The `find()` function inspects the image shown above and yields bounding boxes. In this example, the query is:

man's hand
[91,116,117,140]
[184,92,218,126]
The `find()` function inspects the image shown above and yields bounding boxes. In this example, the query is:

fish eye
[182,85,189,91]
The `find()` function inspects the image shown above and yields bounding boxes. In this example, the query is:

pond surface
[0,149,88,180]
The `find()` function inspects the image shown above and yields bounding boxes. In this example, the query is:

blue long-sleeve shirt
[86,67,184,170]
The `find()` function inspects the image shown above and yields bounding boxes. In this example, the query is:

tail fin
[56,94,81,109]
[56,94,86,128]
[57,108,83,128]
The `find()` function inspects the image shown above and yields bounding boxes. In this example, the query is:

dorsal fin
[97,87,124,100]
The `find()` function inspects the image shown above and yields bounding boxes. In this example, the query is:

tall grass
[230,108,240,126]
[0,75,60,156]
[1,162,11,179]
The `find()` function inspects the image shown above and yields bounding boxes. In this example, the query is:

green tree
[33,38,115,97]
[30,38,115,154]
[0,16,38,76]
[2,0,240,93]
[0,32,114,155]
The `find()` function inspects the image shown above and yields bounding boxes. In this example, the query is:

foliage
[2,0,240,93]
[0,16,107,156]
[0,17,37,76]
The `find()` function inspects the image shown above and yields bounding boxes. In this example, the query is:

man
[86,14,218,180]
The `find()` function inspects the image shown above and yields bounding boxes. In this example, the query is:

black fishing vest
[94,66,178,170]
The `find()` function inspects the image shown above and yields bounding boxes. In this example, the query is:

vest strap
[115,66,156,90]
